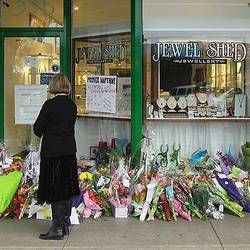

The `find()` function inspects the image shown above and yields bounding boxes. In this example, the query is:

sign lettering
[152,42,247,63]
[75,43,126,64]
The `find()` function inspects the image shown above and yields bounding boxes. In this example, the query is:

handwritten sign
[15,85,47,124]
[117,77,131,115]
[86,76,116,113]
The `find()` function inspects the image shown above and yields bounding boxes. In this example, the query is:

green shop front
[1,0,250,167]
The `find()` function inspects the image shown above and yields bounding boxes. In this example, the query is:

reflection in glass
[144,40,246,118]
[4,37,60,155]
[0,0,63,27]
[73,33,131,116]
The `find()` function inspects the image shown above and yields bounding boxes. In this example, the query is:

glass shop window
[0,0,63,27]
[71,0,131,160]
[72,0,131,118]
[143,0,250,119]
[73,33,131,117]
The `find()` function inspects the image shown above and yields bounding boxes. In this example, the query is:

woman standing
[34,73,80,240]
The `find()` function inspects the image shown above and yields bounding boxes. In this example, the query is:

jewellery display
[156,97,167,118]
[156,97,167,109]
[234,94,246,117]
[177,97,187,111]
[148,90,247,119]
[186,94,197,107]
[207,94,216,107]
[215,99,227,117]
[166,96,177,110]
[153,110,159,118]
[196,93,207,104]
[148,104,154,118]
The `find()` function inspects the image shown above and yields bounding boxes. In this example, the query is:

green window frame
[0,0,71,139]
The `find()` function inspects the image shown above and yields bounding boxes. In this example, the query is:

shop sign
[152,42,247,64]
[75,43,126,64]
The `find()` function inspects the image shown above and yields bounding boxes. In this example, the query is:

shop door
[3,36,60,155]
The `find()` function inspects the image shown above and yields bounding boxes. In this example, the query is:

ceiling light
[74,6,79,11]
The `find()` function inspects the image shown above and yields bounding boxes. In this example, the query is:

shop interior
[145,40,245,118]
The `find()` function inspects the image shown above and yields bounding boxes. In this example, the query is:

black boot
[39,224,64,240]
[63,198,72,236]
[39,201,65,240]
[63,216,70,235]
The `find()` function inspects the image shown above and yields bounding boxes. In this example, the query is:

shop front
[71,0,131,157]
[1,0,250,222]
[143,0,250,158]
[0,0,133,160]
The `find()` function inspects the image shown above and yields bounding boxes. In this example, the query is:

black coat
[33,95,77,157]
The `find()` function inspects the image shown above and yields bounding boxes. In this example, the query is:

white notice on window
[86,76,116,114]
[15,85,47,124]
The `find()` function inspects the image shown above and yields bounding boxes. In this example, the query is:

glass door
[4,36,60,155]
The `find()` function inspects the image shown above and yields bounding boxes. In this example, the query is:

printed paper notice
[15,85,47,124]
[86,76,116,113]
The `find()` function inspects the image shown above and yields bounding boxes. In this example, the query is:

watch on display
[177,96,187,110]
[196,92,208,104]
[166,96,177,110]
[186,94,197,107]
[156,97,167,109]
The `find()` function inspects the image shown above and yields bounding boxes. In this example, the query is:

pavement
[0,214,250,250]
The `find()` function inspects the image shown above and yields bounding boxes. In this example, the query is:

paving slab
[65,217,221,249]
[5,214,250,249]
[224,247,250,250]
[0,218,66,249]
[64,247,222,250]
[210,213,250,248]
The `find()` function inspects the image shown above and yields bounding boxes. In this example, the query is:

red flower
[88,190,97,203]
[96,198,105,207]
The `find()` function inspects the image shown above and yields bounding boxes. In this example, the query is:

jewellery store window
[0,0,63,27]
[72,33,131,118]
[143,1,250,120]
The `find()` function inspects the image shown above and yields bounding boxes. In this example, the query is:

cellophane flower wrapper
[147,184,164,221]
[174,198,191,221]
[242,182,250,204]
[206,201,224,220]
[165,182,176,221]
[174,179,204,219]
[131,183,146,217]
[92,166,112,215]
[215,174,250,212]
[0,141,23,175]
[0,171,23,215]
[139,178,157,221]
[0,140,10,171]
[22,145,40,185]
[159,190,171,221]
[206,180,244,217]
[82,189,102,219]
[109,159,131,209]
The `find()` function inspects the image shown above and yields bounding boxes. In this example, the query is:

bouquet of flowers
[109,158,131,211]
[92,166,112,216]
[206,179,244,217]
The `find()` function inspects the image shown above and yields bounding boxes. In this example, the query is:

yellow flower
[79,172,93,181]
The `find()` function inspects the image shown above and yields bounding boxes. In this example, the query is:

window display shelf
[77,113,130,121]
[147,117,250,123]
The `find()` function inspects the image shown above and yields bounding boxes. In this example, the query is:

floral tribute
[1,137,250,224]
